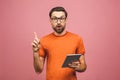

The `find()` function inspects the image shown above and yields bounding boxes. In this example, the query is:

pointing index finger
[34,32,38,38]
[34,32,40,43]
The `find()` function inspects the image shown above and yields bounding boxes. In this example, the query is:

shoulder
[40,33,53,42]
[68,31,83,40]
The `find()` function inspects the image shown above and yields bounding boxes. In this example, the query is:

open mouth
[57,25,62,27]
[56,26,62,30]
[53,25,64,33]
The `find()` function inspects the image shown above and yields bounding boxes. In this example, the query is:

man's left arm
[68,37,87,72]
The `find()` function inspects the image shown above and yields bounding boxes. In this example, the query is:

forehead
[51,11,65,17]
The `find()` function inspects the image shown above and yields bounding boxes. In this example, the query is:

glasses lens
[51,17,66,22]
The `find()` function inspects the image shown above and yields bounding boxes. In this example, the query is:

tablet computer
[62,54,81,68]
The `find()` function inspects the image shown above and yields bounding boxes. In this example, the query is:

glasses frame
[51,17,66,23]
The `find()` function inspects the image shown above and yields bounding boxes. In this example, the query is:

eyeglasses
[51,17,66,23]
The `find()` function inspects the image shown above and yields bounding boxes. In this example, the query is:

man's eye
[61,18,65,20]
[54,18,58,20]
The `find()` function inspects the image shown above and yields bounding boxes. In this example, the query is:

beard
[53,25,65,34]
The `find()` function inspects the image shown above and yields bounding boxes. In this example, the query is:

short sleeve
[76,37,86,55]
[39,42,46,58]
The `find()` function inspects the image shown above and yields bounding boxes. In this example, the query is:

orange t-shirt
[39,31,85,80]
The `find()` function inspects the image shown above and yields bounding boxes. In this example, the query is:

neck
[54,30,67,36]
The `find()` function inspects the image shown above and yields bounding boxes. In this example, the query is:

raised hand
[32,32,40,52]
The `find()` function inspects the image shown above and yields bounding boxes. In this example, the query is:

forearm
[33,52,44,73]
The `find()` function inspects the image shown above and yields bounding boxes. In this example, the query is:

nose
[57,19,61,24]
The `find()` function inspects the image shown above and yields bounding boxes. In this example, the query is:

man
[32,6,87,80]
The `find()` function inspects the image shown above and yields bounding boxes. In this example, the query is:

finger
[33,40,40,47]
[68,64,76,68]
[32,44,39,52]
[34,32,40,43]
[72,61,80,64]
[34,32,38,38]
[33,39,39,44]
[32,42,37,47]
[34,38,40,44]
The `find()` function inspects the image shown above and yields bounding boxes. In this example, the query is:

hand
[32,32,40,52]
[68,61,80,71]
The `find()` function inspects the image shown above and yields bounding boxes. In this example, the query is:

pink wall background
[0,0,120,80]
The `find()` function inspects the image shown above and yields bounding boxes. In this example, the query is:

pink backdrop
[0,0,120,80]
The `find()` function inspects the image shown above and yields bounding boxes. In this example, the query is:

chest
[44,37,79,54]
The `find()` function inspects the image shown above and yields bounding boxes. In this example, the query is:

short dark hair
[49,6,68,18]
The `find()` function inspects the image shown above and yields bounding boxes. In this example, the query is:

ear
[65,17,68,21]
[49,18,52,23]
[64,17,67,24]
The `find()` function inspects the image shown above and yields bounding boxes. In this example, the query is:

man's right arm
[32,32,45,73]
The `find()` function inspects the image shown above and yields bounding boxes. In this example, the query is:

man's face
[50,11,67,34]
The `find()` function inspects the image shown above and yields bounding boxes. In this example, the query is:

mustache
[56,24,62,26]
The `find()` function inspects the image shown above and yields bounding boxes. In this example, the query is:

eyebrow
[51,15,65,18]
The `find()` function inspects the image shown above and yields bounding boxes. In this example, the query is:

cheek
[62,23,66,26]
[51,23,56,27]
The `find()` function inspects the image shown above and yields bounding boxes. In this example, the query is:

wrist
[33,50,39,53]
[32,47,39,53]
[33,51,39,58]
[33,51,39,54]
